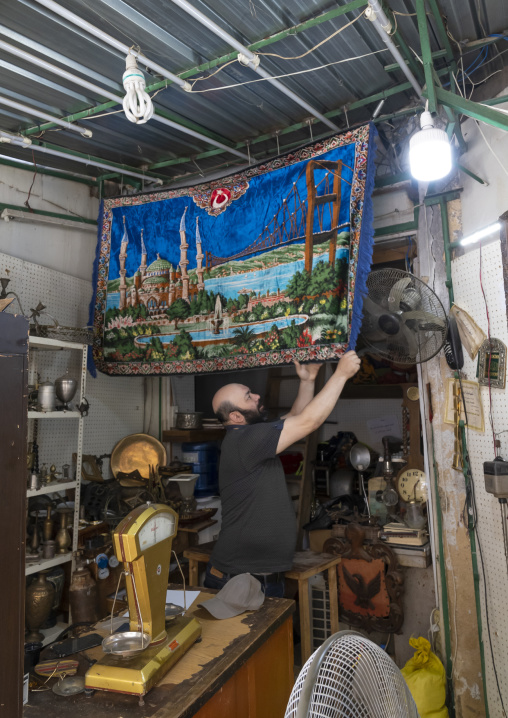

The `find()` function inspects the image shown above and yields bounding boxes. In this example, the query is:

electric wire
[186,48,389,93]
[257,10,366,60]
[448,325,507,716]
[478,239,497,455]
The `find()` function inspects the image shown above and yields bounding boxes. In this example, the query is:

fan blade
[363,295,386,319]
[387,277,411,312]
[363,328,390,343]
[399,323,419,358]
[402,310,446,329]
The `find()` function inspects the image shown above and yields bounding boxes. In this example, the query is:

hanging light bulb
[409,110,452,182]
[122,53,154,124]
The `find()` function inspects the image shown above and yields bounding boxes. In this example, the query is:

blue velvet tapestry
[90,124,376,376]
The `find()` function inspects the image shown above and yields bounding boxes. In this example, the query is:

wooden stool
[183,543,340,664]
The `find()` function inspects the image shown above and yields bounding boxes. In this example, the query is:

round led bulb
[409,111,452,182]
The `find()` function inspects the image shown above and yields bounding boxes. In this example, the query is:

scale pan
[102,631,151,656]
[52,676,85,696]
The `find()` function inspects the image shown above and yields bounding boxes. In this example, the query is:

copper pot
[25,571,55,642]
[69,560,98,624]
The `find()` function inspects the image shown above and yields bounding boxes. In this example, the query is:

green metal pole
[439,196,454,306]
[416,0,437,113]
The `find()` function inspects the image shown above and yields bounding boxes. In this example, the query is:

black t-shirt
[210,419,297,574]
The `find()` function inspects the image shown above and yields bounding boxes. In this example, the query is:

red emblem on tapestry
[191,178,249,217]
[210,188,231,211]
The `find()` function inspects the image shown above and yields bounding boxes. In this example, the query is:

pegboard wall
[1,251,194,477]
[451,239,508,716]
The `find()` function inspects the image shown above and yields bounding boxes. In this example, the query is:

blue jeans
[203,562,285,599]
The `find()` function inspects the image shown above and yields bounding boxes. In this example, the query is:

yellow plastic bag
[401,637,449,718]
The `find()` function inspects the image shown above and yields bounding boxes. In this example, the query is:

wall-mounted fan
[360,269,448,365]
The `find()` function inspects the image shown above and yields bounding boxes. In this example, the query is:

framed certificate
[444,378,484,432]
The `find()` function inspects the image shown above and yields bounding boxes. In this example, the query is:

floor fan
[285,631,419,718]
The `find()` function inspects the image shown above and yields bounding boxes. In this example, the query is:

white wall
[460,88,508,236]
[0,165,99,281]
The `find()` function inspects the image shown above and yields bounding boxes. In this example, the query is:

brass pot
[25,571,55,642]
[43,506,54,542]
[55,508,72,554]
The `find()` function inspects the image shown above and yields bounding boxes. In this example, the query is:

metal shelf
[28,335,86,351]
[163,428,226,442]
[28,410,81,419]
[25,551,72,576]
[27,480,77,498]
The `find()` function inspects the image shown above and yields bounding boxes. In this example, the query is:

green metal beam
[380,1,425,84]
[0,156,97,185]
[457,163,488,185]
[384,49,447,72]
[0,202,96,226]
[374,207,420,238]
[479,94,508,107]
[426,0,455,62]
[29,139,169,182]
[21,0,368,142]
[374,170,412,188]
[416,0,437,113]
[428,86,508,131]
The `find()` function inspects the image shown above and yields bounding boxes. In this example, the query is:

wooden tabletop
[24,589,295,718]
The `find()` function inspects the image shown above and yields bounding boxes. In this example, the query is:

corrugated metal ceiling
[0,0,507,188]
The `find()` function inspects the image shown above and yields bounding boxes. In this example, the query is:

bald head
[213,383,266,425]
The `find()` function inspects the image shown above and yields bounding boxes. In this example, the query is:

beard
[239,402,268,425]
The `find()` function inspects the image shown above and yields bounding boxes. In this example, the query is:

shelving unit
[25,552,73,576]
[162,428,226,443]
[26,335,87,576]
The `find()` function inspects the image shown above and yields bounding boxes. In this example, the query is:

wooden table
[24,589,295,718]
[184,542,341,663]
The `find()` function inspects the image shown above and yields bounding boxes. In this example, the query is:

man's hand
[294,360,323,382]
[335,350,361,379]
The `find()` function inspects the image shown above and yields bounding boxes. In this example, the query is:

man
[204,351,361,598]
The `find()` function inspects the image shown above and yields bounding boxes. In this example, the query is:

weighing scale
[85,503,201,701]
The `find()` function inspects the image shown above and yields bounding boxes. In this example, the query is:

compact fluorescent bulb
[460,222,501,247]
[409,111,452,182]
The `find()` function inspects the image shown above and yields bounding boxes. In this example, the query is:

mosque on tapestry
[117,208,205,316]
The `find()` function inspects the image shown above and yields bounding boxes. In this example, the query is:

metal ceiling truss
[1,0,507,188]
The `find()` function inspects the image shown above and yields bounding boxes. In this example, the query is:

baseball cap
[200,574,265,619]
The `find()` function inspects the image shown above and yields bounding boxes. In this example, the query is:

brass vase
[42,506,53,542]
[25,571,55,642]
[55,508,72,554]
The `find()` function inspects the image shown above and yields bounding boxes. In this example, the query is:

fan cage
[361,269,447,365]
[285,632,419,718]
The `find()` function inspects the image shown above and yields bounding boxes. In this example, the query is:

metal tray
[102,631,151,656]
[110,434,166,481]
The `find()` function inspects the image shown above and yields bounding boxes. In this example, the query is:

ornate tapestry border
[91,125,373,376]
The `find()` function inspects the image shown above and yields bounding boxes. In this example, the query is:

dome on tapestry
[143,275,169,286]
[146,254,172,274]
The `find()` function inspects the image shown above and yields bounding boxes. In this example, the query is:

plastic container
[181,442,219,498]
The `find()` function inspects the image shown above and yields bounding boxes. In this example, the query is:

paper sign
[366,415,401,444]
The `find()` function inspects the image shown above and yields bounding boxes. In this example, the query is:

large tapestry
[90,124,376,376]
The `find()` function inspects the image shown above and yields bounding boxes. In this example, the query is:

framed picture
[477,338,507,389]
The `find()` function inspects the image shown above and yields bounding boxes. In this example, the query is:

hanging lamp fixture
[123,53,154,124]
[409,110,452,182]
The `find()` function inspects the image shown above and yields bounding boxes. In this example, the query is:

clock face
[138,513,175,550]
[397,468,428,503]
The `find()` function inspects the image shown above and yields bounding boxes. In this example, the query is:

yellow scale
[85,503,201,701]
